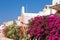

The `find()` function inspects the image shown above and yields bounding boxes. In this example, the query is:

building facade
[18,0,60,24]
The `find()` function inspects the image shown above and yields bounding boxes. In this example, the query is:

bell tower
[52,0,60,5]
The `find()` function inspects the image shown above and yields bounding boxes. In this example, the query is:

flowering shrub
[28,14,60,40]
[2,21,24,40]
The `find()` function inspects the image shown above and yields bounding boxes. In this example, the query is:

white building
[18,0,60,24]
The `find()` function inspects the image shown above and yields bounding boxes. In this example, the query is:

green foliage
[5,21,22,40]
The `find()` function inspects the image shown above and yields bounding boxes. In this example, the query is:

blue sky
[0,0,52,25]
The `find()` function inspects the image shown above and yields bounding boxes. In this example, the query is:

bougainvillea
[28,14,60,40]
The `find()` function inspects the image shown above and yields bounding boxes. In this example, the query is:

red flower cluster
[28,14,60,40]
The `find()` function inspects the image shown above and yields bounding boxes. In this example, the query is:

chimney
[21,6,25,15]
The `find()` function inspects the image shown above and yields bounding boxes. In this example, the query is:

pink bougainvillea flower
[28,14,60,40]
